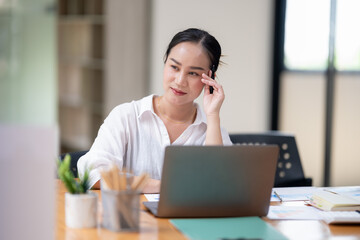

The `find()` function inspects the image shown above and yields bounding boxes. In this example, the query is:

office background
[0,0,359,187]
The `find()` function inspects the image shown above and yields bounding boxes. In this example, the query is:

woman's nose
[175,71,187,86]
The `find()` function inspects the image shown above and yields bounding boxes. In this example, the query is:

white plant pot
[65,192,97,228]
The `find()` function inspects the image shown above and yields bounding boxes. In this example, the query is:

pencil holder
[101,189,141,232]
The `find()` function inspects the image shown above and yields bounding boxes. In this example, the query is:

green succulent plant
[57,154,90,194]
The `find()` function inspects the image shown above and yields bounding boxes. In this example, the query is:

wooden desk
[56,181,360,240]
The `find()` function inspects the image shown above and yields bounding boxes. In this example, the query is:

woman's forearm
[205,114,223,145]
[91,178,161,193]
[91,180,101,189]
[141,178,161,193]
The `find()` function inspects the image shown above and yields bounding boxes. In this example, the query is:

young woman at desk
[77,28,232,193]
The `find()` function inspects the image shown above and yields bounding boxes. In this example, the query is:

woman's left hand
[201,72,225,117]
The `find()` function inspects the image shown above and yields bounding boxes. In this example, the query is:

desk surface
[55,181,360,240]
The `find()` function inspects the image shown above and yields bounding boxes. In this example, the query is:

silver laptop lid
[157,145,279,218]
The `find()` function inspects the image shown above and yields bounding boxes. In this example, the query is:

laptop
[143,145,279,218]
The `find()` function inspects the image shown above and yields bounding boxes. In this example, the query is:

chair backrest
[59,150,88,178]
[229,132,312,187]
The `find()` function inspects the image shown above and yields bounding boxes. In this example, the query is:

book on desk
[309,189,360,211]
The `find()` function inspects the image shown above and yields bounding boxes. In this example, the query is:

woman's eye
[189,72,199,76]
[171,65,179,70]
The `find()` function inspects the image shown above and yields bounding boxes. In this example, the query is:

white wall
[279,72,326,187]
[279,72,360,187]
[332,75,360,186]
[149,0,274,133]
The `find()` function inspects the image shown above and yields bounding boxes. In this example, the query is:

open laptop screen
[144,145,279,218]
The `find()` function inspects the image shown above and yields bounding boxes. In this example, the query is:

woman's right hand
[135,177,160,193]
[201,72,225,118]
[93,177,160,193]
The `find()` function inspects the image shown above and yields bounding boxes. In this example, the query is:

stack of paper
[267,205,360,224]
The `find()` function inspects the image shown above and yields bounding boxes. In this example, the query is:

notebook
[169,217,288,240]
[143,145,279,218]
[309,189,360,211]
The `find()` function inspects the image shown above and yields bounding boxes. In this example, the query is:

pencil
[274,191,283,202]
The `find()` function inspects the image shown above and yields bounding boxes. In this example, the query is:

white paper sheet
[271,187,318,201]
[267,205,360,224]
[267,206,322,220]
[325,186,360,201]
[145,194,160,202]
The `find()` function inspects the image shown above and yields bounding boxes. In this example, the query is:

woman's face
[163,42,211,106]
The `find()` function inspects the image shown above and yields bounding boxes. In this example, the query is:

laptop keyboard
[143,201,159,215]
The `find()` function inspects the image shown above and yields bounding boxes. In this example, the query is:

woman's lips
[171,87,186,96]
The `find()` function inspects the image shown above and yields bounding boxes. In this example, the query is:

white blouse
[77,95,232,187]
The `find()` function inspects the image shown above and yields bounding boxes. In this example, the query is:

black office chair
[59,150,88,178]
[229,132,312,187]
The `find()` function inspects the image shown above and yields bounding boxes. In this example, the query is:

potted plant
[58,154,97,228]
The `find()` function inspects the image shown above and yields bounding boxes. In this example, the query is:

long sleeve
[77,104,130,187]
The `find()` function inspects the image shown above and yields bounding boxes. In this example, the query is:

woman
[77,28,232,193]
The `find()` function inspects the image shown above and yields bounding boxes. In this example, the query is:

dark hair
[164,28,222,72]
